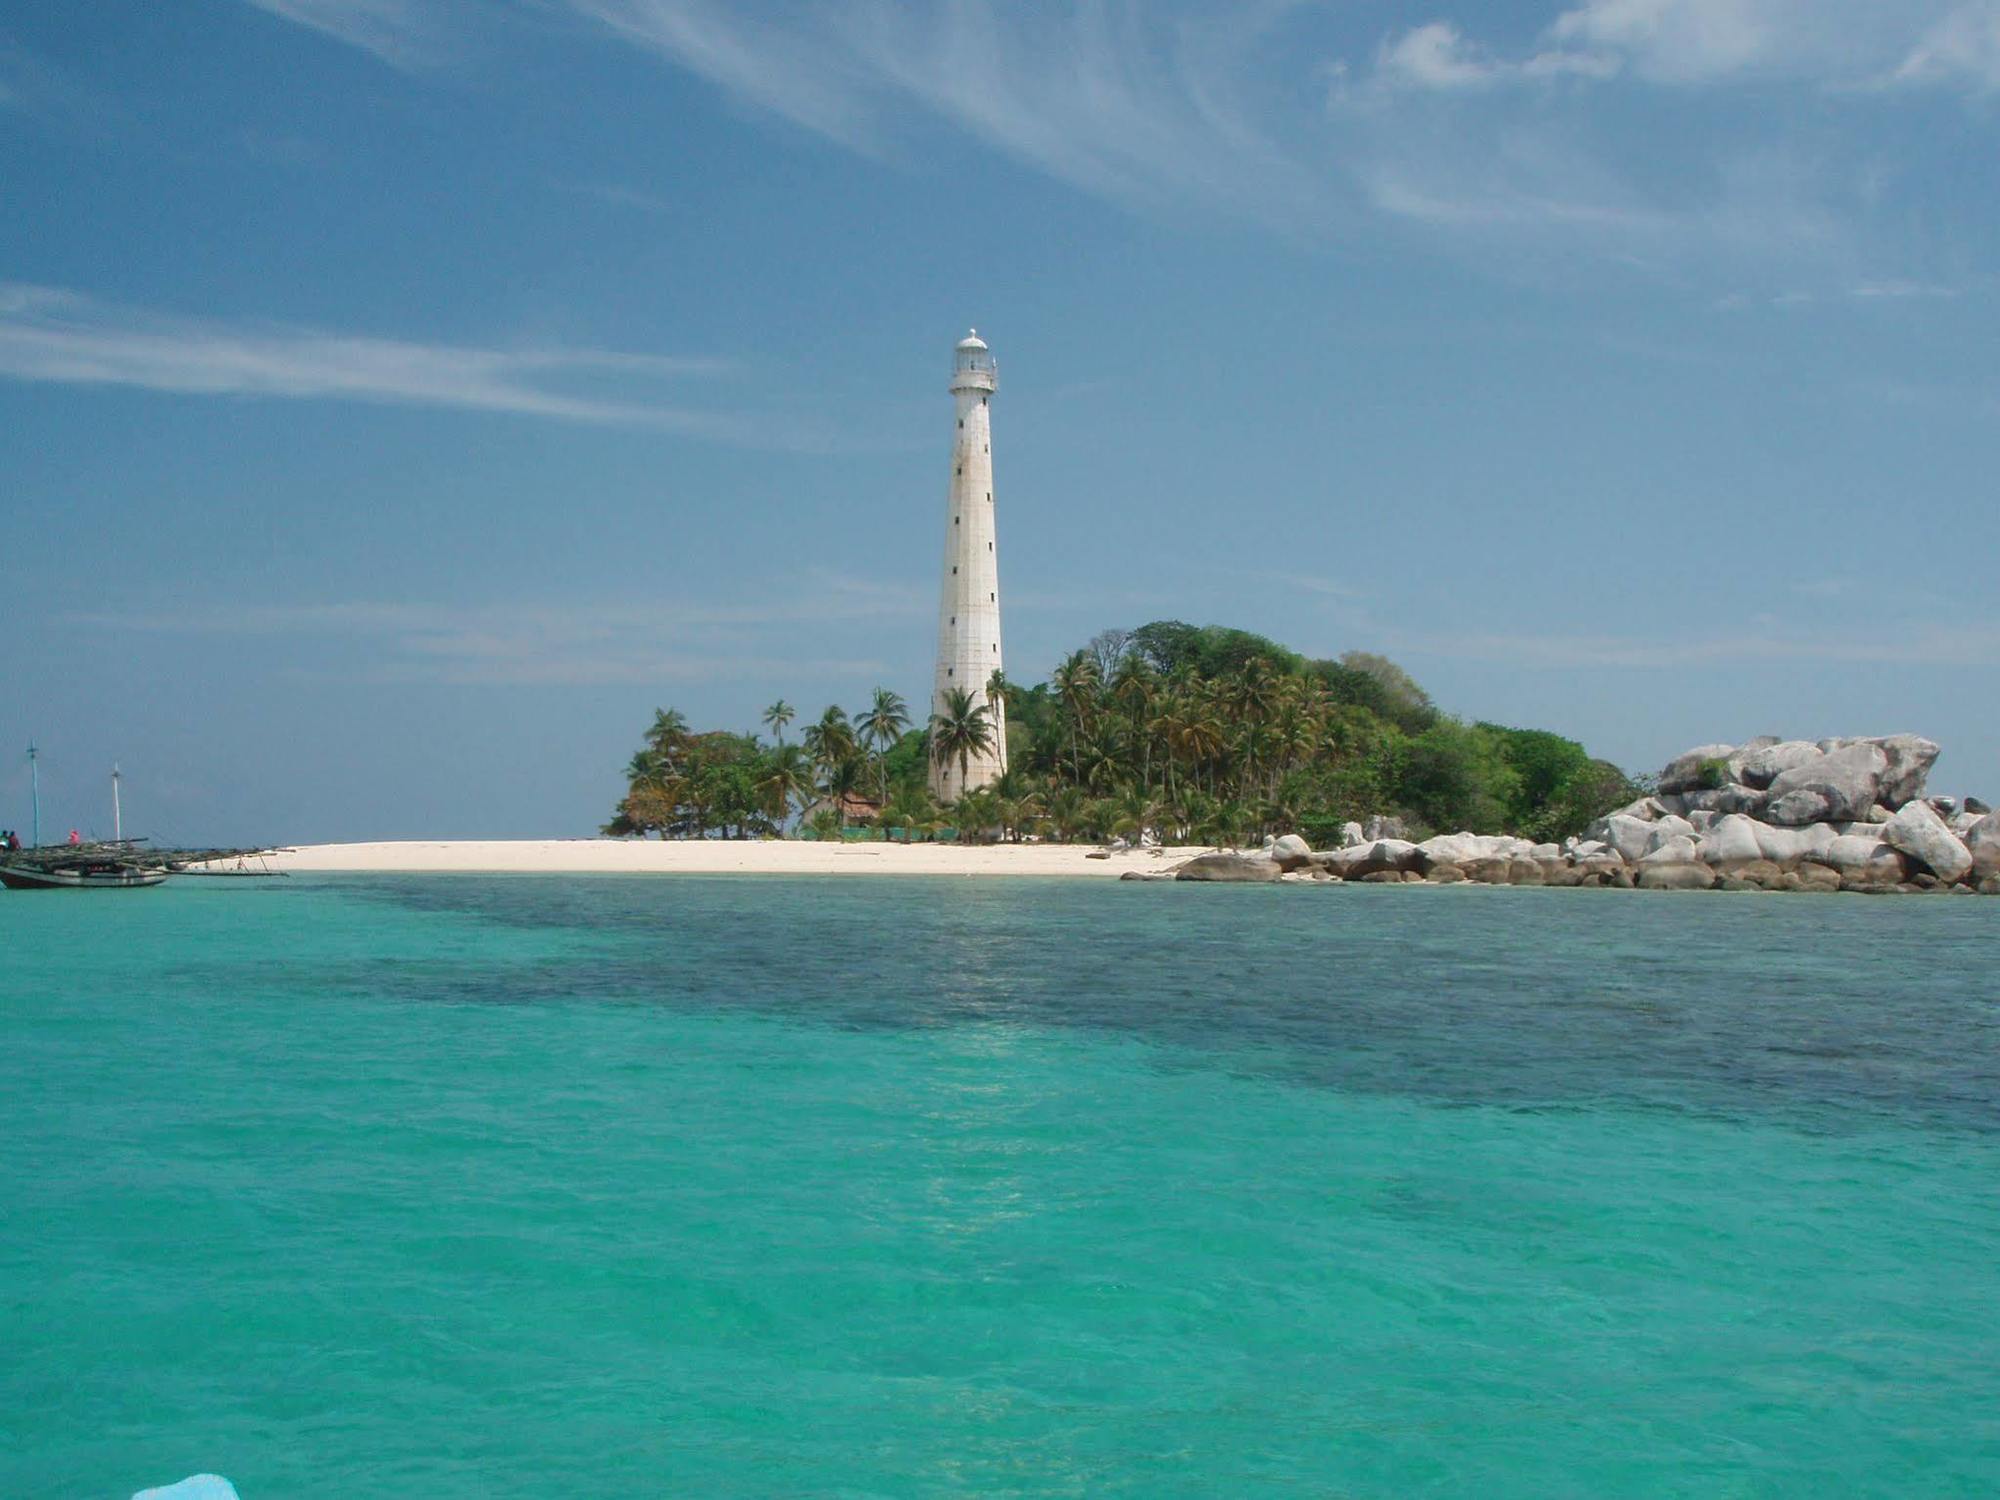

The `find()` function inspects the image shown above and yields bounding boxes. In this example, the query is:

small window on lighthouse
[952,567,958,575]
[988,541,993,551]
[958,420,963,429]
[947,668,953,678]
[950,616,955,625]
[955,516,960,525]
[956,466,962,475]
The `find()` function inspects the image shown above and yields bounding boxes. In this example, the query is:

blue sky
[2,0,1995,844]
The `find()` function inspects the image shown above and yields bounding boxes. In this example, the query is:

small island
[598,619,1997,895]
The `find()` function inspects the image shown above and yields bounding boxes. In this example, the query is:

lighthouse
[929,330,1008,801]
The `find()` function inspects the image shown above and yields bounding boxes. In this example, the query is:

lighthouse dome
[956,329,988,351]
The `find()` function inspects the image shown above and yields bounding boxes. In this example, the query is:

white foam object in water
[133,1477,241,1500]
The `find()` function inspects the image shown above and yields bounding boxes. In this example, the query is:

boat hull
[0,863,169,890]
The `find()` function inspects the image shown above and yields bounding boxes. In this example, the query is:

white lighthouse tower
[929,329,1008,802]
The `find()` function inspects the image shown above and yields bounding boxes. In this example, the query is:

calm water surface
[3,877,1997,1497]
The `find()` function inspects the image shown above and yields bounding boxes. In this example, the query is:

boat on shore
[0,850,169,890]
[4,750,279,890]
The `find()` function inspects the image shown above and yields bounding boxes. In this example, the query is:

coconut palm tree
[761,699,795,746]
[645,707,690,762]
[803,705,857,772]
[1110,785,1160,845]
[1051,650,1101,783]
[860,687,909,805]
[928,686,993,801]
[818,754,869,831]
[1045,785,1089,842]
[756,744,814,831]
[882,784,937,842]
[955,787,1000,843]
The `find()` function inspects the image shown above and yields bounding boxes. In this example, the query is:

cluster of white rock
[1158,734,2000,894]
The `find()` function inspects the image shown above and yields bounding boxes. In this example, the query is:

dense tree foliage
[606,622,1639,845]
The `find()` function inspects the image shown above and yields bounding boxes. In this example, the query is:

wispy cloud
[66,572,927,686]
[1375,621,2000,669]
[239,0,443,68]
[0,281,803,441]
[233,0,1996,282]
[1895,4,2000,89]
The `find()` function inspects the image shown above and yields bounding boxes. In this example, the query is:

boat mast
[28,744,39,849]
[112,763,123,844]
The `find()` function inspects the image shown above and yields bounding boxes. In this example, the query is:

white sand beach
[221,840,1216,877]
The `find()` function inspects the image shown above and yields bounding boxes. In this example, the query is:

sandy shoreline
[210,840,1217,877]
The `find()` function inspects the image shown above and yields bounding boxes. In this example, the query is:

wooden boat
[5,750,272,889]
[0,857,168,890]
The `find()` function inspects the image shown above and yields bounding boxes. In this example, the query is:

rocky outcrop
[1167,732,1987,897]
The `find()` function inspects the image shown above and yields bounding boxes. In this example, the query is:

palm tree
[882,784,938,842]
[860,687,909,806]
[955,787,1000,843]
[1110,656,1157,791]
[803,705,857,772]
[928,686,993,802]
[1110,785,1160,845]
[762,699,795,746]
[1051,650,1101,783]
[756,744,814,831]
[818,754,868,831]
[645,707,690,762]
[1045,785,1089,842]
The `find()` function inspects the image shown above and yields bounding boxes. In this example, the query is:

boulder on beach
[1965,813,2000,880]
[1763,742,1890,825]
[1658,744,1738,795]
[1883,801,1973,884]
[1869,734,1942,808]
[1334,839,1423,878]
[1339,821,1366,848]
[1676,785,1766,816]
[1267,833,1314,871]
[1696,814,1765,869]
[1596,814,1662,865]
[1638,861,1716,890]
[1417,832,1531,869]
[1638,834,1702,866]
[1643,816,1699,854]
[1175,853,1283,883]
[1735,739,1823,790]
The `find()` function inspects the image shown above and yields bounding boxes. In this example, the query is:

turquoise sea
[3,877,1997,1498]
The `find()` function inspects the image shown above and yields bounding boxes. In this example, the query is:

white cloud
[1895,3,2000,89]
[1377,22,1501,90]
[1544,0,1780,82]
[240,0,441,67]
[0,281,769,438]
[1383,621,2000,668]
[230,0,1994,283]
[67,575,923,686]
[1372,1,1999,91]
